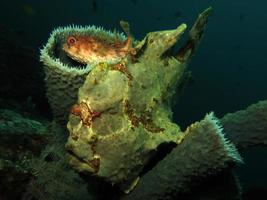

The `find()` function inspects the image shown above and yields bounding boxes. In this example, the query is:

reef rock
[0,109,47,199]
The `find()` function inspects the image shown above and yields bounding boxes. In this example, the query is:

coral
[40,25,127,123]
[0,109,47,161]
[0,159,31,200]
[0,109,48,199]
[22,123,92,200]
[221,99,267,149]
[0,109,46,134]
[0,109,92,199]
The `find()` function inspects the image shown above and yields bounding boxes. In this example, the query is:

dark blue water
[0,0,267,199]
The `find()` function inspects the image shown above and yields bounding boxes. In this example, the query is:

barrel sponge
[124,112,242,200]
[40,26,126,123]
[221,99,267,149]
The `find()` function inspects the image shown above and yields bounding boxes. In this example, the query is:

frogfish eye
[67,36,77,45]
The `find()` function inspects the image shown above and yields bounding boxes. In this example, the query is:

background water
[0,0,267,198]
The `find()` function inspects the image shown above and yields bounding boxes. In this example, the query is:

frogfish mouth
[62,21,135,65]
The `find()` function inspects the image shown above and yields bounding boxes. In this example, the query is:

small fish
[62,21,134,65]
